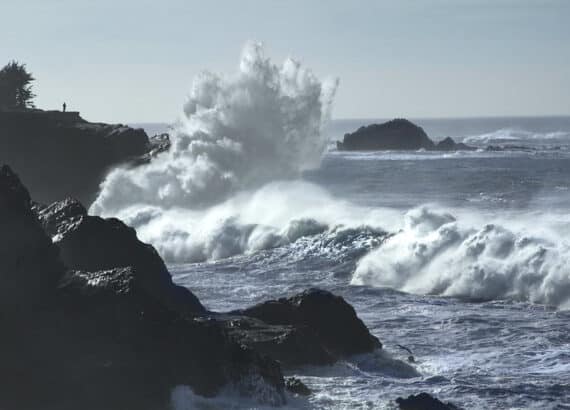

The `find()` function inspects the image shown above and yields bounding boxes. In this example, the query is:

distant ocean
[121,117,570,409]
[134,115,570,143]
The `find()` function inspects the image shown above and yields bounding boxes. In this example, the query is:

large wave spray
[91,42,338,213]
[90,43,343,262]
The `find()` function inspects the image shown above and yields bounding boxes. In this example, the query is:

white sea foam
[91,42,337,215]
[89,42,351,262]
[103,180,398,263]
[89,43,570,310]
[463,128,570,145]
[352,206,570,308]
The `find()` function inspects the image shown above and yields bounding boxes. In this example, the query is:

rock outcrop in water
[0,109,150,205]
[434,136,476,151]
[396,392,461,410]
[336,118,475,151]
[228,288,382,366]
[1,164,386,408]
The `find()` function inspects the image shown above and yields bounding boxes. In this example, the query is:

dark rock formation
[435,136,476,151]
[337,119,434,151]
[135,132,171,165]
[285,377,311,396]
[229,288,382,366]
[0,165,286,410]
[32,196,382,371]
[34,197,205,315]
[2,163,387,408]
[337,119,475,152]
[396,393,461,410]
[0,109,150,205]
[0,165,63,311]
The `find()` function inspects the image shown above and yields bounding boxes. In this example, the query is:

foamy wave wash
[352,207,570,308]
[92,42,337,212]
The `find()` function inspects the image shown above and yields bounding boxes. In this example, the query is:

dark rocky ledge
[1,164,386,409]
[0,109,150,205]
[336,118,476,152]
[227,289,382,366]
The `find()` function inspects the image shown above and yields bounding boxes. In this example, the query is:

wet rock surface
[35,196,205,315]
[285,377,312,396]
[396,392,462,410]
[229,288,382,366]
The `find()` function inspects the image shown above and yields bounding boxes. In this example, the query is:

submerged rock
[0,109,150,205]
[285,377,311,396]
[396,392,461,410]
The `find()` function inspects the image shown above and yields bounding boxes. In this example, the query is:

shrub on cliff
[0,61,36,110]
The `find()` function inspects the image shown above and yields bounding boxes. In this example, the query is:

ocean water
[128,116,570,410]
[101,42,570,410]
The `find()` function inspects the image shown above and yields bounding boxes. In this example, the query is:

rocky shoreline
[0,110,462,408]
[0,164,393,409]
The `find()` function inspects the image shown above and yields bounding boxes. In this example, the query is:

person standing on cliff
[62,102,66,112]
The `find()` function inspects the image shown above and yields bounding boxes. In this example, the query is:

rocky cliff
[0,109,150,205]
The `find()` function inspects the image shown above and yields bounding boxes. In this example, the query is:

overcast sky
[2,0,569,123]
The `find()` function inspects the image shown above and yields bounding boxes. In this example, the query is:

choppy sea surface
[134,117,570,410]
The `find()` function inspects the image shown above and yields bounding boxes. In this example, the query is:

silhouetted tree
[0,61,36,109]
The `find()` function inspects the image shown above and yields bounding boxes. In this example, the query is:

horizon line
[127,113,570,125]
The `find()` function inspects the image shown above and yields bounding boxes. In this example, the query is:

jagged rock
[230,288,382,365]
[0,165,286,410]
[0,165,63,311]
[337,119,434,151]
[396,392,461,410]
[134,133,171,165]
[35,197,205,315]
[0,109,150,205]
[285,377,311,396]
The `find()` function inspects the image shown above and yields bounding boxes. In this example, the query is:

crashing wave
[91,42,338,215]
[352,207,570,308]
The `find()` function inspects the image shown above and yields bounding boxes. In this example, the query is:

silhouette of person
[62,102,67,112]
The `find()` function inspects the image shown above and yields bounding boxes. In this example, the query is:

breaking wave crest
[104,180,394,263]
[352,207,570,309]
